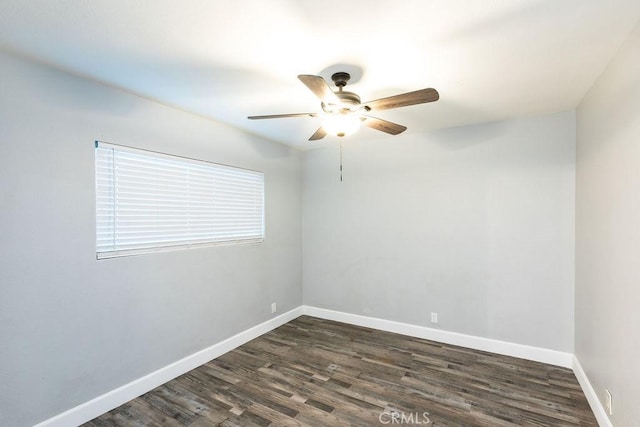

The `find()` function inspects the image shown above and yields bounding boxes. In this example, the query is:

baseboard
[572,356,612,427]
[34,306,304,427]
[35,305,586,427]
[301,305,573,368]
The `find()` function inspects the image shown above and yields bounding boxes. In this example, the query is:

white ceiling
[1,1,639,149]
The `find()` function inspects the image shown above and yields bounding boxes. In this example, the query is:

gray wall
[6,21,639,423]
[303,112,576,352]
[0,52,302,427]
[576,21,640,426]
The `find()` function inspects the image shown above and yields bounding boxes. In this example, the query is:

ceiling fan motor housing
[320,72,362,113]
[322,91,361,113]
[331,71,351,88]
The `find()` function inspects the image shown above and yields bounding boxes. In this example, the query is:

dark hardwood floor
[84,316,597,426]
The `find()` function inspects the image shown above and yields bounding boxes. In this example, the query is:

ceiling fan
[248,72,439,140]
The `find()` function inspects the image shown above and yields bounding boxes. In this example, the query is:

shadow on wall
[242,131,298,160]
[77,56,301,159]
[580,52,640,146]
[10,51,140,116]
[10,48,299,160]
[428,119,511,150]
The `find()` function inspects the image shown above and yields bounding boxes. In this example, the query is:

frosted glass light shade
[323,113,361,137]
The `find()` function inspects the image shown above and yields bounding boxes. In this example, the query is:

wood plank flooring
[84,316,597,426]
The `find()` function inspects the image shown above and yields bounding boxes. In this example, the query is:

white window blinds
[95,141,264,259]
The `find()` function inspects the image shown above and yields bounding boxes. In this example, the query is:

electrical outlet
[271,302,277,314]
[430,312,438,323]
[605,389,612,415]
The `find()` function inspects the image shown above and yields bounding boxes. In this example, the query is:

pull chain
[340,140,343,182]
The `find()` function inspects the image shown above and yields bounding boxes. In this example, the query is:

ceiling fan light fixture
[322,112,362,137]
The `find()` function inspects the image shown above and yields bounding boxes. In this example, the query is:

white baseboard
[34,306,304,427]
[304,306,601,425]
[35,305,590,427]
[572,356,612,427]
[301,305,573,368]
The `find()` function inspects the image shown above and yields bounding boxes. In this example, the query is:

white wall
[0,51,302,427]
[576,21,640,426]
[303,112,576,352]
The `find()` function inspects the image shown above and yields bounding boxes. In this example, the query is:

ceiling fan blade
[248,113,317,120]
[298,75,340,104]
[363,88,439,111]
[308,127,327,141]
[362,116,407,135]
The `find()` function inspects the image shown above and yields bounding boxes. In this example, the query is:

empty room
[1,1,639,426]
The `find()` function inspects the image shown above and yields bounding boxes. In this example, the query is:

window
[95,141,264,259]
